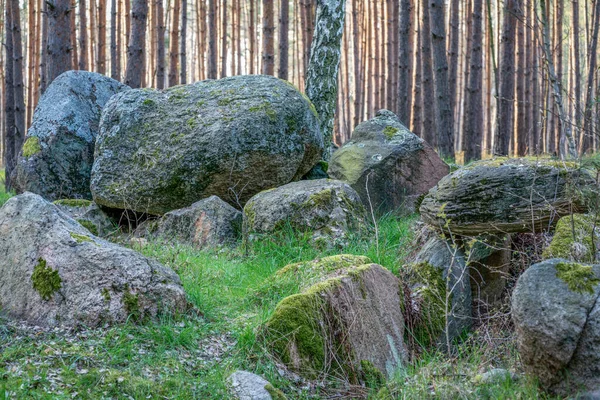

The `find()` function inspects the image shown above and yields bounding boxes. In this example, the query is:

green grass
[0,213,547,399]
[0,169,14,208]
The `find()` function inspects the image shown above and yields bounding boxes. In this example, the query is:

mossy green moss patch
[77,219,99,236]
[22,136,42,158]
[70,232,94,244]
[31,258,62,301]
[383,126,399,139]
[360,359,386,389]
[264,384,287,400]
[556,262,600,295]
[544,214,599,262]
[123,290,140,321]
[53,199,93,207]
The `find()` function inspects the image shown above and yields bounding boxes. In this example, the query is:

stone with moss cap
[0,192,187,327]
[512,258,600,395]
[329,110,449,213]
[543,214,600,263]
[91,75,323,215]
[243,179,366,247]
[12,71,129,201]
[264,263,408,381]
[226,370,286,400]
[420,157,594,236]
[53,199,116,237]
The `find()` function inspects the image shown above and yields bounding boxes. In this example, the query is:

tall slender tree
[78,0,88,70]
[278,0,289,80]
[207,0,217,78]
[111,0,119,79]
[46,0,72,85]
[168,0,180,86]
[262,0,275,75]
[582,0,600,153]
[97,0,106,73]
[463,0,483,162]
[124,0,148,88]
[180,0,187,83]
[156,0,165,88]
[397,0,411,125]
[4,0,15,189]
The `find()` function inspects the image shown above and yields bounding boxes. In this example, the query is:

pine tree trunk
[168,0,180,86]
[572,0,582,149]
[180,0,187,83]
[248,0,255,74]
[27,0,36,126]
[494,0,517,156]
[124,0,148,88]
[428,0,453,158]
[111,0,119,79]
[420,0,435,146]
[220,0,227,77]
[582,0,600,153]
[70,0,77,67]
[278,0,289,80]
[39,0,48,93]
[97,0,106,73]
[46,0,72,84]
[262,0,275,75]
[304,0,347,160]
[3,0,15,189]
[516,0,526,155]
[448,0,459,132]
[207,0,217,78]
[463,0,483,162]
[78,0,88,70]
[156,0,166,88]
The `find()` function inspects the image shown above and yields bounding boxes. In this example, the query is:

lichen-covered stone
[408,235,472,348]
[0,192,187,327]
[226,370,284,400]
[512,258,600,395]
[264,263,408,381]
[155,195,242,248]
[329,110,449,213]
[420,157,593,236]
[243,179,366,246]
[543,214,600,263]
[53,199,116,237]
[91,75,323,215]
[12,71,129,201]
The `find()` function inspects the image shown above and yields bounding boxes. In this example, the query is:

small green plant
[556,262,600,294]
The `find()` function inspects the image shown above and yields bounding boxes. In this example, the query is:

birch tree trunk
[304,0,347,160]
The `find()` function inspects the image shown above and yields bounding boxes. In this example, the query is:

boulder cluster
[4,69,600,397]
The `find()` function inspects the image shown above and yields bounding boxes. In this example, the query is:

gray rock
[468,234,512,308]
[475,368,515,384]
[12,71,129,201]
[264,263,408,381]
[409,234,472,348]
[0,192,187,327]
[420,158,593,236]
[91,75,323,215]
[512,258,600,395]
[543,214,600,263]
[155,196,242,248]
[227,371,283,400]
[329,110,449,213]
[243,179,366,246]
[53,199,116,237]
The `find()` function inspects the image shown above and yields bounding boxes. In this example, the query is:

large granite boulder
[420,158,593,236]
[0,193,187,327]
[329,110,449,213]
[91,75,323,215]
[543,214,600,263]
[512,258,600,395]
[155,196,242,248]
[53,199,116,237]
[407,235,472,348]
[243,179,366,246]
[12,71,129,201]
[264,263,408,381]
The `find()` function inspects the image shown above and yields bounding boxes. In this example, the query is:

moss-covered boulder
[512,258,600,395]
[243,179,366,246]
[329,110,449,213]
[543,214,600,263]
[53,199,116,237]
[12,71,129,201]
[91,75,323,215]
[264,263,408,381]
[420,157,593,236]
[407,235,472,349]
[0,193,187,327]
[155,195,242,248]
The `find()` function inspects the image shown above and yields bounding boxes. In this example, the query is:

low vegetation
[0,170,12,208]
[0,209,550,399]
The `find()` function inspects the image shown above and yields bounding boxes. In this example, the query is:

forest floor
[0,180,552,399]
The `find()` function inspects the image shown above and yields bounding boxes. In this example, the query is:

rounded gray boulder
[0,192,187,327]
[12,71,129,201]
[91,75,323,215]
